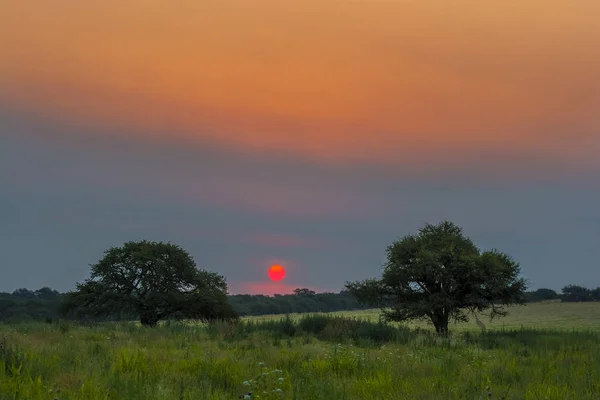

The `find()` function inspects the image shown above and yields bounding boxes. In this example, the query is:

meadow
[248,301,600,331]
[1,302,599,400]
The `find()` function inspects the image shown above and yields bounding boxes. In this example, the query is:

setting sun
[268,265,286,282]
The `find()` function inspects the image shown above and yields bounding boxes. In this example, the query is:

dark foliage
[60,240,238,326]
[561,285,600,302]
[0,288,63,323]
[0,288,371,323]
[345,221,528,334]
[0,282,596,325]
[1,283,598,324]
[228,289,370,316]
[206,314,412,345]
[523,288,560,302]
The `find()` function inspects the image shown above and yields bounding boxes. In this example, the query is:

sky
[1,0,599,295]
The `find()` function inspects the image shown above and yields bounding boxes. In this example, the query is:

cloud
[1,0,598,171]
[241,233,327,249]
[1,0,600,294]
[2,122,600,294]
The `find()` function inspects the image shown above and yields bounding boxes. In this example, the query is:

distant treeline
[228,288,371,316]
[0,285,598,323]
[527,285,600,303]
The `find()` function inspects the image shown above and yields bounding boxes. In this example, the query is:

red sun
[268,265,286,282]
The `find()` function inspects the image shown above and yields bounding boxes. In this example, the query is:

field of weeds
[1,302,599,399]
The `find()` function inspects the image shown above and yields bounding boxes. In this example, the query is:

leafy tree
[60,240,238,326]
[561,285,593,302]
[345,221,527,334]
[34,287,61,301]
[592,287,600,301]
[11,288,36,299]
[294,288,316,296]
[525,288,559,302]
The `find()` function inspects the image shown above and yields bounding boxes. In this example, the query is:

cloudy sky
[1,0,599,295]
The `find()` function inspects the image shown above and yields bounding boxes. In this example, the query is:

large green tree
[345,221,527,334]
[61,240,238,326]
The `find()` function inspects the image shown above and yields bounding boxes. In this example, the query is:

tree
[525,288,559,303]
[293,288,316,296]
[345,221,527,334]
[12,288,36,299]
[592,287,600,301]
[561,285,593,302]
[34,287,61,301]
[60,240,238,326]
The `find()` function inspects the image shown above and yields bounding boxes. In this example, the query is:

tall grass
[0,312,599,399]
[205,314,412,346]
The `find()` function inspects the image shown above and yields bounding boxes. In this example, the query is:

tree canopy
[345,221,527,334]
[561,285,597,302]
[60,240,238,326]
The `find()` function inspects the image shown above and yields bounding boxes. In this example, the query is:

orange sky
[2,0,599,168]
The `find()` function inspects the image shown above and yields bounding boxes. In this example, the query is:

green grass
[1,302,599,399]
[247,301,600,330]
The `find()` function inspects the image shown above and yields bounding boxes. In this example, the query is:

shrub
[297,314,331,334]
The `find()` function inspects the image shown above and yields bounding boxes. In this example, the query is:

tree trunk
[431,311,449,335]
[140,311,159,327]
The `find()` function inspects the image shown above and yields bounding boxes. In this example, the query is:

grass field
[1,302,599,399]
[247,301,600,330]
